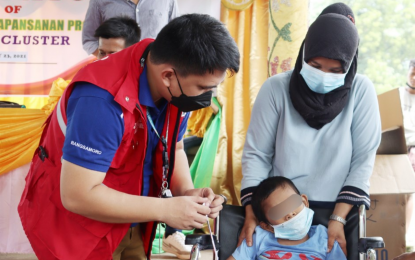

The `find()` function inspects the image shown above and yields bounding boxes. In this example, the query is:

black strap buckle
[38,146,48,162]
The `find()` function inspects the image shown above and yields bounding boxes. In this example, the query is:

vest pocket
[24,156,54,202]
[108,138,145,185]
[19,156,55,231]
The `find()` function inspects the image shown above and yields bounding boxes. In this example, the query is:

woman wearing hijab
[238,12,381,258]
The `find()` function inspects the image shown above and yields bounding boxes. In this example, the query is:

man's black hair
[251,176,301,225]
[150,14,240,77]
[409,59,415,68]
[94,16,141,47]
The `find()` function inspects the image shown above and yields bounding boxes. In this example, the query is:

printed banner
[0,0,92,96]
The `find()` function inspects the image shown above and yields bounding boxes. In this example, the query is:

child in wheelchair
[229,177,346,260]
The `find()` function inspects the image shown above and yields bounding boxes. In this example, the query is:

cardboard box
[367,88,415,259]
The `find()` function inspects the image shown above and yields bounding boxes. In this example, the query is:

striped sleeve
[336,185,370,209]
[241,186,257,206]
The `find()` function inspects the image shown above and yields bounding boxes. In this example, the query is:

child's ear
[259,222,274,233]
[301,194,309,208]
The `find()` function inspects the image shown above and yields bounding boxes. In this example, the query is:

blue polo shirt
[62,66,189,198]
[233,225,346,260]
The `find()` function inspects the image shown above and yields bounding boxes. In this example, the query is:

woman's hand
[237,205,258,247]
[328,202,352,256]
[327,220,347,256]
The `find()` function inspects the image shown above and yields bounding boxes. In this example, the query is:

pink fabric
[0,163,34,253]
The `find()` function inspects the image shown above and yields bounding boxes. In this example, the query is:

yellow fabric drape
[42,78,72,115]
[0,96,49,109]
[0,109,46,175]
[187,106,214,138]
[210,1,269,205]
[221,0,254,11]
[0,78,69,175]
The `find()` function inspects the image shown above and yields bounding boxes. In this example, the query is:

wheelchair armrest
[358,237,385,253]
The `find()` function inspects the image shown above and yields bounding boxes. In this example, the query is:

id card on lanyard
[146,108,172,198]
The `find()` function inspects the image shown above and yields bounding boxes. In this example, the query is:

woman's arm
[336,75,381,208]
[328,75,382,255]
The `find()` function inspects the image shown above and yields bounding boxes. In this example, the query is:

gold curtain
[211,0,308,205]
[187,106,214,138]
[210,0,269,205]
[268,0,308,76]
[0,78,70,175]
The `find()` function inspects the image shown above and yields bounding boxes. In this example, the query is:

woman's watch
[329,214,347,225]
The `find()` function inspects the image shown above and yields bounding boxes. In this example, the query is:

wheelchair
[208,204,385,260]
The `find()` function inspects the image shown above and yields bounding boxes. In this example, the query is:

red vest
[18,39,184,260]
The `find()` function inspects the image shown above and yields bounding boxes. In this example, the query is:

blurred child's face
[261,187,309,226]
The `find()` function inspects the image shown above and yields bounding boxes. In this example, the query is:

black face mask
[168,69,213,112]
[407,82,415,90]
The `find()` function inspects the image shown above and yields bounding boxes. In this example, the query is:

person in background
[94,16,141,60]
[400,59,415,169]
[19,14,240,260]
[399,59,415,249]
[82,0,179,57]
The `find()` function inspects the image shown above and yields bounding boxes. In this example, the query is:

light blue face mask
[300,45,350,94]
[271,206,314,240]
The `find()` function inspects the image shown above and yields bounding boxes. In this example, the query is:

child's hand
[327,220,347,256]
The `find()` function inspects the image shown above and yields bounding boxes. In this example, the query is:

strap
[146,108,171,192]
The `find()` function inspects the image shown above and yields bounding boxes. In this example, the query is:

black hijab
[320,2,355,24]
[289,13,359,130]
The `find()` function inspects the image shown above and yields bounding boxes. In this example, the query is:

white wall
[177,0,221,20]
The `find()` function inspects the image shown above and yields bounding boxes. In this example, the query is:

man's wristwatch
[329,214,347,225]
[218,194,228,205]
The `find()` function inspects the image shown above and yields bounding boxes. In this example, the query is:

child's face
[261,187,309,226]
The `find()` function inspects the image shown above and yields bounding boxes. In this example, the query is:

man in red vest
[18,14,240,260]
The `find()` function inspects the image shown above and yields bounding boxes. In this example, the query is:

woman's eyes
[310,63,320,69]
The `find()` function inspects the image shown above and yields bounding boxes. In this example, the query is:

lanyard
[146,108,171,193]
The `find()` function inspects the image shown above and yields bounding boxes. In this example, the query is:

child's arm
[230,235,257,260]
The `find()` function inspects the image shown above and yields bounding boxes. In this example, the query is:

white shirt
[399,87,415,146]
[82,0,179,55]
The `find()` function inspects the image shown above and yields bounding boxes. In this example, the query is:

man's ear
[259,221,274,233]
[301,194,309,208]
[160,68,174,88]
